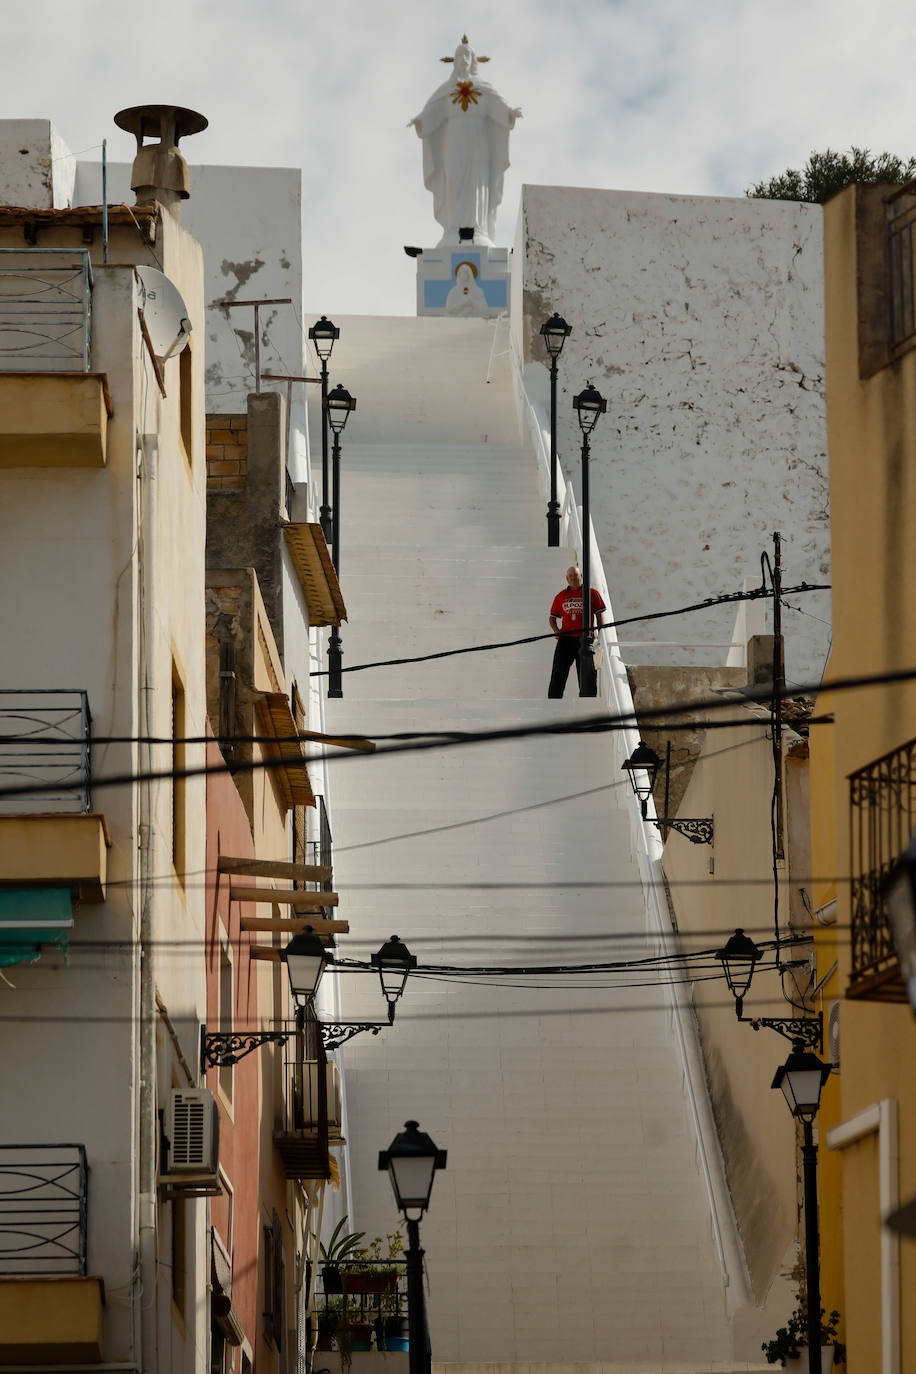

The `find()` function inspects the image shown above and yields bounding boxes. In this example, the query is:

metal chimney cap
[114,105,208,145]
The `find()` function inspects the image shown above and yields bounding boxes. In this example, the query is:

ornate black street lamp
[308,316,339,542]
[772,1045,832,1374]
[379,1120,447,1374]
[540,312,572,547]
[621,740,715,845]
[715,926,822,1050]
[321,935,417,1050]
[200,927,329,1069]
[326,383,357,698]
[571,383,606,697]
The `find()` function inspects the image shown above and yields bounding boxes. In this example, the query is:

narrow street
[320,317,749,1368]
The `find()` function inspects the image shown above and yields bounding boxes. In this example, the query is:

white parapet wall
[512,184,830,687]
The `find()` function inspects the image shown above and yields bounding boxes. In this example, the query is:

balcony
[314,1258,409,1370]
[848,738,915,1000]
[273,1015,336,1180]
[0,248,110,466]
[0,691,109,909]
[0,1144,104,1364]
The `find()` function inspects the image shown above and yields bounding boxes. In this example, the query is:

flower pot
[785,1347,836,1367]
[340,1270,399,1295]
[348,1321,374,1351]
[378,1315,410,1352]
[322,1264,343,1294]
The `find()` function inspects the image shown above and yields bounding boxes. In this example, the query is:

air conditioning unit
[164,1088,220,1177]
[303,1061,343,1131]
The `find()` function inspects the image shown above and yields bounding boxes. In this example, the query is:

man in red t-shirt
[547,565,606,698]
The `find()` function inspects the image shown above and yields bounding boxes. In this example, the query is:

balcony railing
[848,737,915,999]
[0,690,92,814]
[306,794,334,917]
[0,248,93,372]
[0,1144,88,1276]
[274,1013,334,1179]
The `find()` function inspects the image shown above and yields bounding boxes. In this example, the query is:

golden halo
[454,260,479,278]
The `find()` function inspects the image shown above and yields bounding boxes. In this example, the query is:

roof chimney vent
[113,104,208,215]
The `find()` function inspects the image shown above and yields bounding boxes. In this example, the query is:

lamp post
[540,313,572,546]
[325,383,357,699]
[308,316,339,542]
[772,1045,832,1374]
[200,927,329,1069]
[378,1120,447,1374]
[715,926,823,1050]
[620,740,715,844]
[572,383,606,697]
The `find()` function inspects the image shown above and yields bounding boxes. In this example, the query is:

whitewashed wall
[513,185,830,688]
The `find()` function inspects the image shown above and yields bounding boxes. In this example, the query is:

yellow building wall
[815,182,916,1372]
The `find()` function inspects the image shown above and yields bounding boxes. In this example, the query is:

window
[848,736,916,999]
[218,937,233,1104]
[171,664,186,879]
[179,341,193,464]
[262,1210,285,1351]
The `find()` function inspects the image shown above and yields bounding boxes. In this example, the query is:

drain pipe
[138,431,160,1374]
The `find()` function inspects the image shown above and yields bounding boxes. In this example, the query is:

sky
[4,0,916,315]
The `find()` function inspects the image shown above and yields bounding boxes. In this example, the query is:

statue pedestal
[416,246,509,318]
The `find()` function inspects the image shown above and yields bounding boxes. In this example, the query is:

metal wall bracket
[745,1011,823,1052]
[653,817,714,846]
[200,1027,291,1071]
[320,1021,389,1051]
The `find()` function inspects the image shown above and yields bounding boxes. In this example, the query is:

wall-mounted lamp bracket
[652,817,714,846]
[200,1027,291,1072]
[320,1020,391,1051]
[744,1012,823,1052]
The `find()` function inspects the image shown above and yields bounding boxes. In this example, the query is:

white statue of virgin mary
[409,37,522,246]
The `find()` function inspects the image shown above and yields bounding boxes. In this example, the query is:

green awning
[0,888,73,967]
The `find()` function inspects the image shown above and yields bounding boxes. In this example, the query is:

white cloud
[4,0,916,313]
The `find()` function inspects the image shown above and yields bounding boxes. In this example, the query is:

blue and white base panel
[416,246,510,318]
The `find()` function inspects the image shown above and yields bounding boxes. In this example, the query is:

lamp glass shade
[283,927,329,1000]
[326,384,356,435]
[378,1119,447,1217]
[371,934,417,1006]
[308,315,339,362]
[772,1049,831,1120]
[572,383,607,435]
[884,837,916,1013]
[540,313,572,359]
[715,928,762,1000]
[621,740,660,805]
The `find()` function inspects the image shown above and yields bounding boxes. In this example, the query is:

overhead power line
[308,581,831,678]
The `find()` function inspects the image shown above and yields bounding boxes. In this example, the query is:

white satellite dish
[136,265,192,362]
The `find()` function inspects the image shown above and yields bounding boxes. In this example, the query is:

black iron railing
[0,689,92,814]
[0,249,93,371]
[0,1144,88,1275]
[315,1258,409,1354]
[307,794,334,918]
[849,737,916,998]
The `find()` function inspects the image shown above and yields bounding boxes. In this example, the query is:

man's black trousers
[548,634,597,698]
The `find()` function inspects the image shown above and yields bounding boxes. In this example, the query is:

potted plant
[315,1296,342,1352]
[319,1216,366,1295]
[339,1229,404,1296]
[762,1299,845,1367]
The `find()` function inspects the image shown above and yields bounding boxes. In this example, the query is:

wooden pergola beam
[241,915,348,935]
[229,884,339,908]
[218,856,333,883]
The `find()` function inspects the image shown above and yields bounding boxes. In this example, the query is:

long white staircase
[318,317,764,1371]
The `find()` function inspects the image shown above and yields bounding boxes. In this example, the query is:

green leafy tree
[747,146,916,204]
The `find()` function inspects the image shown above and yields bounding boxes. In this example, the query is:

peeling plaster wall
[0,120,74,208]
[514,186,830,687]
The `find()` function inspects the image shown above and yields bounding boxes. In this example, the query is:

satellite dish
[136,265,192,362]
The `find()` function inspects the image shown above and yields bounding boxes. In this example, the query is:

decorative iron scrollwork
[200,1028,291,1070]
[654,817,715,846]
[319,1021,387,1051]
[749,1013,823,1052]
